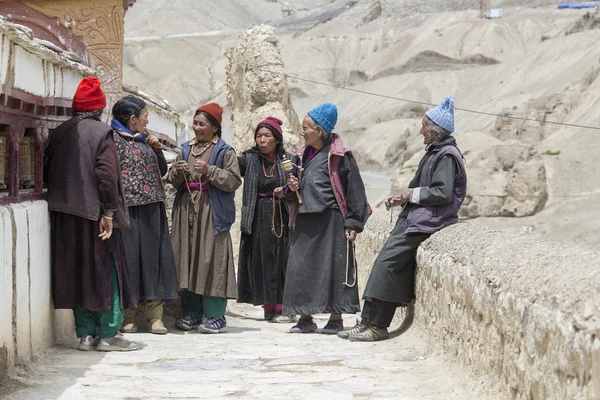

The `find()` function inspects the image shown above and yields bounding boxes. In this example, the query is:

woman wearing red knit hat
[166,102,242,334]
[45,77,138,351]
[236,117,297,323]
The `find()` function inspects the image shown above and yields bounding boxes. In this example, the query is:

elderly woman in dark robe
[166,102,242,334]
[342,96,467,342]
[284,103,370,334]
[45,77,137,351]
[237,117,296,323]
[111,95,178,335]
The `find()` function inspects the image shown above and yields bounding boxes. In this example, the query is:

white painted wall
[0,201,72,377]
[45,62,56,100]
[6,41,88,101]
[0,35,9,86]
[147,107,179,141]
[0,206,14,375]
[60,67,84,100]
[13,45,47,97]
[27,202,53,354]
[11,204,31,363]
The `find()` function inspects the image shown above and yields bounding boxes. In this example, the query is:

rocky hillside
[124,1,600,250]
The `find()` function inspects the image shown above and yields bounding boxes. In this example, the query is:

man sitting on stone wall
[339,96,467,342]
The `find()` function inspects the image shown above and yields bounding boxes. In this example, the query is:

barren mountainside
[124,0,600,250]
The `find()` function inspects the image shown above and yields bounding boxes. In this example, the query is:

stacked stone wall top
[352,212,600,398]
[413,223,600,399]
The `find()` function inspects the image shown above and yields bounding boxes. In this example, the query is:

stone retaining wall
[354,210,600,399]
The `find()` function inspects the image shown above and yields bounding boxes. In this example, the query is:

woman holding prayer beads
[166,103,242,334]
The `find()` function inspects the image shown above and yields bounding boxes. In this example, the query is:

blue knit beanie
[308,103,338,133]
[425,96,454,133]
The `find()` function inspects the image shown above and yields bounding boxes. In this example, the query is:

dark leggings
[361,298,399,328]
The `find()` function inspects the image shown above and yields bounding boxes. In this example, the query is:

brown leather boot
[149,319,167,334]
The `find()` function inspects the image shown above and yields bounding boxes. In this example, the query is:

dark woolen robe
[114,132,178,302]
[237,151,292,306]
[45,116,136,312]
[363,155,459,304]
[283,145,369,316]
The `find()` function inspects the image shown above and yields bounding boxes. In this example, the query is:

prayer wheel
[0,134,6,190]
[19,136,34,189]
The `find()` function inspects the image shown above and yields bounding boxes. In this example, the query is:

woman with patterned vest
[284,103,370,335]
[343,96,467,342]
[166,103,242,334]
[111,95,178,335]
[237,117,296,323]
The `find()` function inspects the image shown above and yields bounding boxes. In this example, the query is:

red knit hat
[72,77,106,112]
[256,116,283,143]
[196,102,223,126]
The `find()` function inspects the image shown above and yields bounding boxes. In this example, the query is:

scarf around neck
[111,119,148,142]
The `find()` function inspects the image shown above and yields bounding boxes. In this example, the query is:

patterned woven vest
[114,133,166,207]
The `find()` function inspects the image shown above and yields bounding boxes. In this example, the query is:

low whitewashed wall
[0,28,93,99]
[146,107,179,142]
[354,209,600,400]
[0,201,74,377]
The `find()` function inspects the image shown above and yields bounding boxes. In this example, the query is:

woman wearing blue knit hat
[283,103,371,334]
[343,96,468,342]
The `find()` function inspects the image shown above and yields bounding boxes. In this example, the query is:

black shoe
[289,318,317,333]
[175,315,202,331]
[348,324,390,342]
[337,319,367,339]
[321,320,343,335]
[197,316,228,334]
[264,311,277,321]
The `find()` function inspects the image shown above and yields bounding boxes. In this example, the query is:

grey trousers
[362,217,430,307]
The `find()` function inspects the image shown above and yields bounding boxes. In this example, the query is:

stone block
[13,44,47,97]
[0,206,14,376]
[10,203,30,363]
[53,310,75,345]
[26,201,52,354]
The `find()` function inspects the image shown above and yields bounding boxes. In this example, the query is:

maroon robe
[45,115,136,312]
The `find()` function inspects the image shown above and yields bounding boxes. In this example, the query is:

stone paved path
[2,304,496,399]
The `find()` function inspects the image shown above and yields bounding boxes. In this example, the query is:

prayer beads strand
[179,141,215,205]
[271,193,284,238]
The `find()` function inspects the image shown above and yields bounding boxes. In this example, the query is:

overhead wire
[250,67,600,131]
[260,3,600,199]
